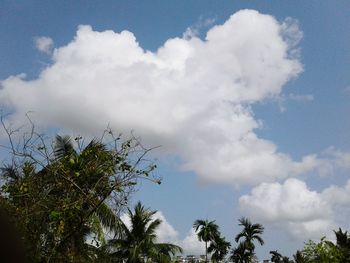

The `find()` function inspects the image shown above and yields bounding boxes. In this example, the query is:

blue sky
[1,0,350,260]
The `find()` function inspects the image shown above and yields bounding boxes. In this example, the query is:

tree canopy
[0,119,159,262]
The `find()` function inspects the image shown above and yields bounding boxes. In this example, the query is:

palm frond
[95,202,124,235]
[0,165,19,180]
[54,135,76,159]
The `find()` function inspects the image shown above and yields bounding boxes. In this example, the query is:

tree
[234,217,264,261]
[106,201,182,263]
[334,228,350,262]
[300,237,342,263]
[270,250,282,263]
[281,256,291,263]
[208,235,231,262]
[230,242,250,263]
[0,117,159,262]
[293,250,307,263]
[193,219,220,262]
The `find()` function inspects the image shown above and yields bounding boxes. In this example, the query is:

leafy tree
[106,201,182,263]
[234,217,264,261]
[296,230,350,263]
[300,237,342,263]
[193,219,220,262]
[0,118,159,262]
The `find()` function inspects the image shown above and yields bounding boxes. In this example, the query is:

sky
[1,0,350,260]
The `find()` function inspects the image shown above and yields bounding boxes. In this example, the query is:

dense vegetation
[0,124,349,262]
[0,121,164,262]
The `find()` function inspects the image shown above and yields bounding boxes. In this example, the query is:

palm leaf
[94,202,123,235]
[54,135,76,159]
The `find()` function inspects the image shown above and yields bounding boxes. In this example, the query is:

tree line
[192,217,350,263]
[0,123,349,262]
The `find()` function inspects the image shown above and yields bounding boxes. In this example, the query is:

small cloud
[288,93,314,102]
[276,93,314,112]
[34,36,54,54]
[183,15,216,39]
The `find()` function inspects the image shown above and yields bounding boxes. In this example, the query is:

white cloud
[153,211,179,243]
[34,36,54,54]
[275,93,313,112]
[324,148,350,170]
[1,10,346,185]
[183,16,216,39]
[239,178,350,240]
[181,228,205,255]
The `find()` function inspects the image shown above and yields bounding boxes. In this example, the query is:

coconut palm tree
[208,235,231,262]
[234,217,264,261]
[107,202,182,263]
[193,219,220,262]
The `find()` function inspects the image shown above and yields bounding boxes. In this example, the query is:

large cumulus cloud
[239,178,350,239]
[0,10,342,185]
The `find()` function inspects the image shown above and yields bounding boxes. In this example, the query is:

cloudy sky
[1,0,350,259]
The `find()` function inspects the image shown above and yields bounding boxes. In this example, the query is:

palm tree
[235,217,264,261]
[107,202,182,263]
[282,256,291,263]
[293,250,306,263]
[334,228,350,262]
[193,219,220,262]
[270,250,282,263]
[230,242,250,263]
[208,236,231,262]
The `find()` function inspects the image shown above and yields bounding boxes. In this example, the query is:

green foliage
[299,237,342,263]
[193,219,220,243]
[193,219,230,262]
[208,235,231,262]
[269,250,292,263]
[230,242,250,263]
[106,202,182,263]
[334,228,350,262]
[193,219,220,262]
[0,125,158,262]
[231,217,264,262]
[293,250,307,263]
